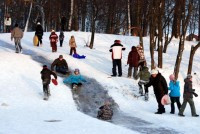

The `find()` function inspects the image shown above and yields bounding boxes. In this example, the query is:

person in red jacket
[49,30,58,52]
[127,46,140,79]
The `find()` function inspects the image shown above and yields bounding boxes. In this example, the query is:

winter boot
[139,87,143,96]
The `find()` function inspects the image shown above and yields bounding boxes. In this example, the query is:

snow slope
[0,31,200,134]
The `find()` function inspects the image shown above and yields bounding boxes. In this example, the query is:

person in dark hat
[40,65,57,100]
[109,40,126,77]
[35,22,43,46]
[51,55,69,75]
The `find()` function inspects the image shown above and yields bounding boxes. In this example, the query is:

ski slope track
[0,32,200,134]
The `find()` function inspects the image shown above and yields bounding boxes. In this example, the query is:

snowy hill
[0,32,200,134]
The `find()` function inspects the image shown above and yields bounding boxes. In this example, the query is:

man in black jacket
[35,22,43,46]
[51,55,69,75]
[41,65,57,100]
[145,69,168,114]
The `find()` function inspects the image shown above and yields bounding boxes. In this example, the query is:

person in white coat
[109,40,126,77]
[4,16,12,33]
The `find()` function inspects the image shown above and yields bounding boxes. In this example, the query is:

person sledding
[63,68,86,89]
[40,65,57,100]
[51,55,69,75]
[136,61,150,101]
[145,69,168,114]
[97,101,113,121]
[49,30,58,52]
[109,40,126,77]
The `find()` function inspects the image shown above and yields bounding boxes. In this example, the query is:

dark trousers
[51,42,57,52]
[5,26,11,33]
[56,66,68,74]
[112,59,122,76]
[37,36,43,46]
[170,97,181,113]
[60,40,63,47]
[128,66,138,79]
[155,95,165,112]
[43,83,50,96]
[70,47,76,55]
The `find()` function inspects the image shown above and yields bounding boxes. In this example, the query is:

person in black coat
[41,65,57,98]
[35,22,44,46]
[145,69,168,114]
[61,16,67,31]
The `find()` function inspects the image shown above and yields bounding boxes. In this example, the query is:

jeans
[14,38,22,53]
[70,47,77,55]
[128,66,138,79]
[170,97,181,113]
[60,40,63,47]
[56,66,68,74]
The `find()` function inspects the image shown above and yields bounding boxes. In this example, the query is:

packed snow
[0,31,200,134]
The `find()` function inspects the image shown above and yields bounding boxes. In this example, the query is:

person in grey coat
[178,74,199,117]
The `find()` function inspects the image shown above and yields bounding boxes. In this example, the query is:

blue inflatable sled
[73,54,86,59]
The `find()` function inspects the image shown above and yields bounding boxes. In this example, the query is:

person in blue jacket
[168,74,181,114]
[63,68,86,89]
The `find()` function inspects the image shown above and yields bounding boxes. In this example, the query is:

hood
[131,47,137,52]
[184,78,191,83]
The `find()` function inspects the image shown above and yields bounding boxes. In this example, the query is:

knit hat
[43,65,47,68]
[15,23,18,27]
[187,74,192,79]
[74,68,80,73]
[37,22,40,25]
[169,74,175,81]
[51,29,55,32]
[114,40,121,44]
[59,55,63,58]
[151,69,158,75]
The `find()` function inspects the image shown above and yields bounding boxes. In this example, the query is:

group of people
[109,40,199,117]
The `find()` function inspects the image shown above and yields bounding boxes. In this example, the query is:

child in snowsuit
[40,65,57,99]
[63,69,86,89]
[136,61,150,100]
[168,74,181,114]
[49,30,58,52]
[69,36,77,55]
[97,101,113,120]
[178,74,199,117]
[59,31,64,47]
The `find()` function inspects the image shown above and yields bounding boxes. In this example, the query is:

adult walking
[35,22,43,46]
[109,40,126,77]
[11,23,23,53]
[145,69,168,114]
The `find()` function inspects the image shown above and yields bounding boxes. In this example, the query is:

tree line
[0,0,200,79]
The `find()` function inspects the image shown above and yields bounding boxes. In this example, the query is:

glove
[192,89,195,92]
[193,92,198,97]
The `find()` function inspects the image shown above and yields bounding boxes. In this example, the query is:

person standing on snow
[168,74,181,114]
[59,31,65,47]
[35,22,43,47]
[109,40,126,77]
[63,68,86,89]
[145,69,168,114]
[11,23,23,53]
[136,61,150,100]
[178,74,199,117]
[127,46,140,79]
[51,55,69,75]
[4,15,12,33]
[41,65,57,100]
[97,101,113,120]
[69,35,77,55]
[49,30,58,52]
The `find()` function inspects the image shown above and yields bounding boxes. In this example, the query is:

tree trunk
[24,2,33,32]
[199,0,200,41]
[187,42,200,74]
[68,0,74,31]
[174,0,193,79]
[127,0,131,35]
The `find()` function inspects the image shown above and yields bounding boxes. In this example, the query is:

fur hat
[169,74,175,81]
[151,69,158,75]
